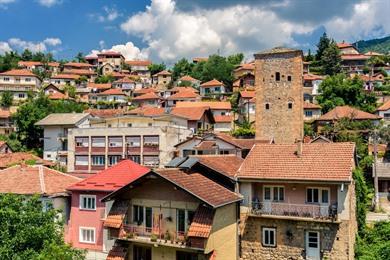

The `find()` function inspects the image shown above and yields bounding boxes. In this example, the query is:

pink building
[66,160,149,259]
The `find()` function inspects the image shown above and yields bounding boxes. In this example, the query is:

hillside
[354,35,390,54]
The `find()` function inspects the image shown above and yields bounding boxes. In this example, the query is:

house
[131,91,162,107]
[238,142,357,260]
[232,73,255,92]
[152,70,172,88]
[66,160,150,259]
[177,75,201,88]
[0,69,41,101]
[85,53,99,67]
[171,106,215,133]
[233,63,255,79]
[337,42,360,55]
[174,133,269,158]
[358,72,385,91]
[101,167,242,260]
[238,90,256,122]
[35,113,91,165]
[0,109,14,135]
[126,60,152,84]
[373,147,390,205]
[315,105,382,132]
[63,62,94,71]
[97,51,125,72]
[214,115,233,132]
[63,69,97,83]
[0,141,12,153]
[50,74,80,86]
[101,63,115,76]
[87,82,112,93]
[199,79,226,97]
[166,88,201,107]
[0,152,53,169]
[303,102,322,121]
[66,116,193,173]
[44,83,63,95]
[18,61,60,75]
[377,100,390,121]
[93,89,127,106]
[303,74,324,102]
[112,77,137,94]
[0,164,80,223]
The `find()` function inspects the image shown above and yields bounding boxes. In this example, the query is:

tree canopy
[0,91,13,107]
[0,194,85,259]
[148,63,166,76]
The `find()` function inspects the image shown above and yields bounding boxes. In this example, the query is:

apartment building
[238,142,357,260]
[0,69,41,101]
[67,115,193,173]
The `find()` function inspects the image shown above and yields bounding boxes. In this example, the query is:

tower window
[265,103,270,110]
[275,72,280,81]
[288,102,293,109]
[287,76,292,81]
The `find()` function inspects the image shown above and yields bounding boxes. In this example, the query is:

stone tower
[254,47,303,143]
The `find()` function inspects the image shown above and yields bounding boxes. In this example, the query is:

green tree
[199,54,234,86]
[0,51,21,72]
[227,53,244,66]
[316,32,331,61]
[75,52,86,63]
[316,74,377,113]
[172,58,193,81]
[321,40,342,75]
[355,221,390,260]
[0,194,85,259]
[21,49,33,61]
[32,52,46,62]
[148,63,166,76]
[94,74,115,84]
[232,117,255,137]
[353,168,369,236]
[305,49,314,62]
[0,91,13,107]
[64,84,76,98]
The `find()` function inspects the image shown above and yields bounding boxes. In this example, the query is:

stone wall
[254,49,303,143]
[240,217,353,260]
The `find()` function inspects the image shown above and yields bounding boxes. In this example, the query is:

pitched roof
[200,79,224,87]
[132,92,161,100]
[106,245,127,260]
[216,133,269,149]
[240,90,255,99]
[187,206,214,238]
[154,169,242,208]
[68,160,150,192]
[36,113,89,126]
[133,88,156,95]
[193,154,244,178]
[234,63,255,71]
[176,101,231,110]
[63,69,96,76]
[337,42,354,48]
[126,60,152,66]
[238,142,355,182]
[64,62,93,68]
[153,70,171,76]
[377,100,390,111]
[87,82,112,90]
[170,106,210,121]
[214,115,233,123]
[51,74,79,80]
[0,109,12,118]
[303,102,321,109]
[85,108,126,118]
[113,77,134,84]
[126,106,165,117]
[303,73,325,81]
[0,165,80,195]
[167,90,200,100]
[341,54,369,60]
[0,152,53,169]
[99,88,126,96]
[0,69,36,77]
[255,47,301,56]
[103,200,129,228]
[98,51,123,57]
[194,141,217,150]
[48,92,68,100]
[317,106,381,121]
[18,61,42,67]
[179,75,198,82]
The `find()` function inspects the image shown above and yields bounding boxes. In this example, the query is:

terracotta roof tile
[98,51,123,56]
[51,74,80,80]
[200,79,224,87]
[238,142,355,182]
[106,245,127,260]
[63,69,96,76]
[0,109,12,118]
[214,115,232,123]
[85,108,126,118]
[64,62,93,68]
[0,69,36,77]
[99,88,126,96]
[154,169,241,208]
[104,200,129,228]
[114,77,134,84]
[240,90,255,99]
[187,206,214,238]
[48,92,69,100]
[176,101,231,110]
[68,160,150,192]
[234,63,254,71]
[194,141,217,150]
[126,60,151,66]
[377,100,390,111]
[317,106,381,121]
[337,42,354,48]
[126,106,165,117]
[303,102,321,109]
[132,92,161,100]
[0,165,80,195]
[216,133,269,149]
[170,106,209,121]
[303,73,325,81]
[193,154,244,178]
[167,90,200,100]
[133,88,157,95]
[0,152,53,169]
[18,61,42,67]
[153,70,171,76]
[87,83,112,90]
[179,75,198,82]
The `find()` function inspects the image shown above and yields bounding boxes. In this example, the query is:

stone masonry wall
[241,217,353,260]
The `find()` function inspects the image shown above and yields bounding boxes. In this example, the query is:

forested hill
[354,35,390,54]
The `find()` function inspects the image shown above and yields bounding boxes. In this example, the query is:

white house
[50,74,79,86]
[199,79,226,96]
[0,69,41,101]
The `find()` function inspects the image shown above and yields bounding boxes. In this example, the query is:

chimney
[296,139,303,157]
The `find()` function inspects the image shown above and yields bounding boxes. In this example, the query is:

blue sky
[0,0,389,64]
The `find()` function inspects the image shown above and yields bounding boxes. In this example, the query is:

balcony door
[305,231,320,260]
[133,245,151,260]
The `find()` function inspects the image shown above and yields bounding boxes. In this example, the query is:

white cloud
[0,42,12,54]
[88,42,149,61]
[0,0,16,9]
[99,40,105,49]
[119,0,390,62]
[37,0,61,7]
[89,6,120,23]
[7,37,62,53]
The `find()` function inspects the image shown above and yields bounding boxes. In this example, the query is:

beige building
[152,70,172,88]
[67,115,193,173]
[97,51,125,72]
[0,69,41,102]
[254,47,303,143]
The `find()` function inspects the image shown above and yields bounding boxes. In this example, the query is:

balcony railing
[250,202,337,220]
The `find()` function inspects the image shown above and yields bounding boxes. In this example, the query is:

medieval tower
[254,47,303,143]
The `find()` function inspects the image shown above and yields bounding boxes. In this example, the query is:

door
[306,231,320,260]
[133,245,151,260]
[263,187,272,213]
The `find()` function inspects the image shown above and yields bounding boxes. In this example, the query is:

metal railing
[120,224,186,242]
[250,201,337,219]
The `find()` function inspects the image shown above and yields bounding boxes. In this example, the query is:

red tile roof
[303,102,321,109]
[337,42,354,48]
[0,69,36,77]
[238,142,355,182]
[85,108,126,118]
[193,154,244,178]
[104,200,129,228]
[377,100,390,111]
[154,169,242,208]
[240,90,255,99]
[187,206,214,238]
[106,245,127,260]
[18,61,42,67]
[303,73,325,81]
[63,69,96,76]
[64,62,93,68]
[0,165,80,195]
[114,77,134,84]
[68,160,150,192]
[126,60,152,66]
[317,106,381,121]
[87,83,112,90]
[170,106,209,121]
[126,106,165,117]
[98,51,123,57]
[48,92,68,100]
[132,92,161,100]
[167,90,200,100]
[153,70,171,77]
[176,101,231,110]
[0,152,53,169]
[234,63,255,71]
[200,79,224,87]
[99,88,126,96]
[51,74,80,80]
[0,109,12,118]
[214,115,232,123]
[133,88,156,95]
[179,75,198,82]
[216,133,269,149]
[194,141,217,150]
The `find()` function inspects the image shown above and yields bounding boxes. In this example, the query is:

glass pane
[309,242,318,248]
[177,209,185,232]
[313,189,319,203]
[279,188,284,201]
[145,208,152,228]
[307,189,312,203]
[269,230,274,245]
[264,230,269,245]
[264,187,271,200]
[273,188,278,201]
[322,190,329,203]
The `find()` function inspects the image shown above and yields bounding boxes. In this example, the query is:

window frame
[262,227,276,247]
[79,227,96,244]
[91,155,105,166]
[306,187,330,205]
[79,194,96,211]
[263,185,284,202]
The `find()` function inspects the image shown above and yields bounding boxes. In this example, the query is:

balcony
[143,143,159,153]
[119,224,188,248]
[249,202,337,221]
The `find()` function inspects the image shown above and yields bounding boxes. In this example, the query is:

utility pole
[373,128,379,211]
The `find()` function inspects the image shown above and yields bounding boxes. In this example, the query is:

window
[128,123,132,127]
[148,123,153,127]
[92,156,105,166]
[79,227,95,244]
[3,77,10,81]
[143,155,159,166]
[18,93,26,99]
[133,205,144,224]
[145,207,153,229]
[80,195,96,210]
[263,186,284,202]
[108,155,121,166]
[143,136,159,147]
[176,251,198,260]
[288,102,293,109]
[305,110,313,117]
[25,78,31,82]
[265,103,270,110]
[75,137,89,147]
[91,137,105,147]
[275,72,280,81]
[306,188,330,204]
[75,155,88,166]
[108,137,123,147]
[262,227,276,247]
[129,155,141,164]
[214,87,221,92]
[287,75,292,81]
[126,136,140,147]
[177,209,186,233]
[384,113,390,119]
